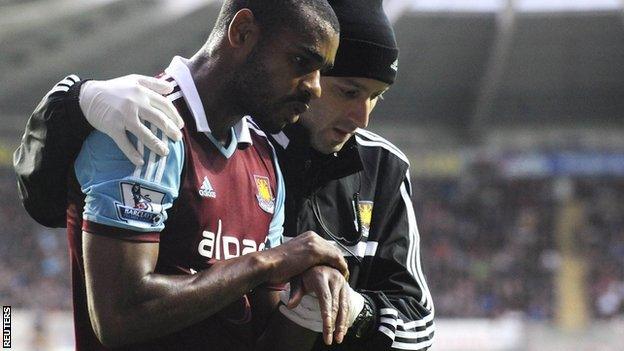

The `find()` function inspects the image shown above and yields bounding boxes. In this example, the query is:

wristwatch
[350,295,376,338]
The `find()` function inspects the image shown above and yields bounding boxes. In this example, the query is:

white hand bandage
[278,285,366,332]
[79,74,184,166]
[279,291,324,332]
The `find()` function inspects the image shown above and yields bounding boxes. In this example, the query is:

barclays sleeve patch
[115,182,166,226]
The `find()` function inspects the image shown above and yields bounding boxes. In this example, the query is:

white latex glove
[79,74,184,166]
[278,284,365,332]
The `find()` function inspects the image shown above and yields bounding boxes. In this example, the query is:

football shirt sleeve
[74,126,184,241]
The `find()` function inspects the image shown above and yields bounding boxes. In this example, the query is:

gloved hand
[79,74,184,166]
[278,284,365,333]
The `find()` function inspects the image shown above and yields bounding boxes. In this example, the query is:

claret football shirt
[67,56,285,350]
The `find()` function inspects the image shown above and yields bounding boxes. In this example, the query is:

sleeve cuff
[82,220,160,243]
[352,292,378,339]
[65,79,94,141]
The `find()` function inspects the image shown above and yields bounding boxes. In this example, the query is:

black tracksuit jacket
[13,76,434,350]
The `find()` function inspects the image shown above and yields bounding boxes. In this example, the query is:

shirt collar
[164,56,252,146]
[273,124,363,180]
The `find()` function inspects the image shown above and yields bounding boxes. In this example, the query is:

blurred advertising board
[500,152,624,178]
[410,151,624,178]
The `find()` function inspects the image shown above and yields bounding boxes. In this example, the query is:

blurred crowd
[414,164,624,319]
[1,165,623,319]
[576,179,624,319]
[0,167,71,311]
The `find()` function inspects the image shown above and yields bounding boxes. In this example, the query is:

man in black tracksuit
[13,1,434,350]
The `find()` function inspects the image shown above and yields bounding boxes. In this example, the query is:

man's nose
[300,69,322,100]
[350,100,371,129]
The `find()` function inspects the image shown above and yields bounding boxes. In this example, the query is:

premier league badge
[253,175,275,214]
[116,182,166,226]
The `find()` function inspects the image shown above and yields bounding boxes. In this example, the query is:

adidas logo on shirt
[199,176,216,198]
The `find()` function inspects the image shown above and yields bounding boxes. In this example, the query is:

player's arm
[13,74,183,228]
[78,131,348,347]
[13,76,92,227]
[256,264,352,351]
[250,270,349,351]
[84,229,321,346]
[85,232,349,347]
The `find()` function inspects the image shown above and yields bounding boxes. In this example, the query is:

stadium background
[1,0,623,350]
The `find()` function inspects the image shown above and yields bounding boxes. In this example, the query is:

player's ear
[227,9,260,52]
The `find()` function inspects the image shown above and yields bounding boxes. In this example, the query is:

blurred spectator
[414,169,624,319]
[0,167,71,311]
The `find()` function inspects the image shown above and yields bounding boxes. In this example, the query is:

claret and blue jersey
[67,56,285,350]
[76,55,284,263]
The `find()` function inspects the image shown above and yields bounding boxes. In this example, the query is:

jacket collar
[273,124,363,180]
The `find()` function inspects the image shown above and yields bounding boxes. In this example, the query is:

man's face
[233,28,339,134]
[300,76,390,154]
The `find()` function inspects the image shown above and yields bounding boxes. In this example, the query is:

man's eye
[341,89,359,99]
[293,55,308,66]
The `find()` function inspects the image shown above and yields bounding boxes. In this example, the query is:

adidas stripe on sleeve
[74,125,184,236]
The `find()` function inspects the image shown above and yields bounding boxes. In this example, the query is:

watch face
[353,300,375,338]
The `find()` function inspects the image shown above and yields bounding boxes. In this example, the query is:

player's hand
[288,266,351,345]
[279,291,323,332]
[279,270,366,345]
[264,231,348,284]
[79,74,184,166]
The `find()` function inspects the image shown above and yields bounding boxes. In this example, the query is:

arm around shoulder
[13,76,92,227]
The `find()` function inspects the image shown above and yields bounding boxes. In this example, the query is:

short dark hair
[212,0,339,41]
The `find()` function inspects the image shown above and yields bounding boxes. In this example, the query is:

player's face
[300,76,390,154]
[235,28,339,134]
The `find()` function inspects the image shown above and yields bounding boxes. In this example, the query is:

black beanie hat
[326,0,399,85]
